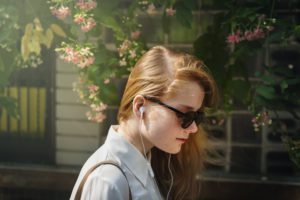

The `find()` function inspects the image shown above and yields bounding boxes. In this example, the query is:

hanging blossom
[73,75,108,123]
[130,30,141,40]
[76,0,97,11]
[227,15,276,44]
[86,111,106,123]
[74,0,97,32]
[50,5,71,20]
[252,111,272,132]
[87,100,108,123]
[49,0,97,32]
[227,28,271,44]
[74,13,97,32]
[117,39,145,70]
[166,7,176,16]
[56,43,95,68]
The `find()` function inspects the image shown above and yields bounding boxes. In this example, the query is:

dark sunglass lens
[195,112,204,125]
[181,112,195,128]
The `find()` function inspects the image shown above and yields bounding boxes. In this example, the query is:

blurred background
[0,0,300,199]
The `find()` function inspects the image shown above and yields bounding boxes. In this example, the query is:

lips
[176,138,188,142]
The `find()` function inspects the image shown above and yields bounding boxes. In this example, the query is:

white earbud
[139,106,145,114]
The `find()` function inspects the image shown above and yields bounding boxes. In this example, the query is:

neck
[118,119,153,157]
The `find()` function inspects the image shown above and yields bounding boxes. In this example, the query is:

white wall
[55,58,101,166]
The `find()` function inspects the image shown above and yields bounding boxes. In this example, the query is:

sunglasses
[143,96,205,129]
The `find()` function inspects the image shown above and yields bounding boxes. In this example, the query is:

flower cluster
[227,15,276,44]
[138,1,176,17]
[73,76,108,123]
[74,0,97,32]
[74,13,96,32]
[17,53,43,68]
[252,111,272,132]
[49,0,97,32]
[56,42,95,68]
[166,7,176,16]
[76,0,97,11]
[50,5,71,20]
[117,39,145,70]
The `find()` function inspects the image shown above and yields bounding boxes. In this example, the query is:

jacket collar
[105,125,153,187]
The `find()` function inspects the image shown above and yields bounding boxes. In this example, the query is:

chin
[165,146,181,154]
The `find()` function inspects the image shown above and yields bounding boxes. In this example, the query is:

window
[0,49,55,164]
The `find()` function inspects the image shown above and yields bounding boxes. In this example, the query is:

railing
[0,87,46,136]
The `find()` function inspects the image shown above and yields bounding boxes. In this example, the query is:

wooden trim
[0,165,78,191]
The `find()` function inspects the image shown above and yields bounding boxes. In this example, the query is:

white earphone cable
[139,111,147,158]
[166,153,173,200]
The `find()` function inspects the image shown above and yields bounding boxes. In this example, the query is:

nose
[185,121,198,134]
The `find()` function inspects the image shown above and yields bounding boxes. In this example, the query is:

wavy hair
[118,46,218,199]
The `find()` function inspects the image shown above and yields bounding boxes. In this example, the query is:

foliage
[0,1,66,119]
[193,0,300,166]
[49,0,195,122]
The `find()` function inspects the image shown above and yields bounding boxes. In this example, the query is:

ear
[132,95,146,118]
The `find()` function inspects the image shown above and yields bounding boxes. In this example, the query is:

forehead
[164,80,205,110]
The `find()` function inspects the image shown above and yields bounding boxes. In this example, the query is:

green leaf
[0,96,19,118]
[45,28,54,48]
[28,39,41,55]
[21,35,30,61]
[101,16,123,37]
[174,2,193,28]
[50,24,66,38]
[228,79,251,104]
[0,30,10,43]
[260,74,277,84]
[256,86,276,99]
[280,80,288,92]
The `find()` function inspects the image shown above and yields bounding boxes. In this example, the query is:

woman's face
[143,81,205,154]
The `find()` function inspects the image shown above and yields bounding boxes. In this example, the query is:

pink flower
[166,7,176,16]
[50,6,71,20]
[78,56,95,68]
[147,4,156,16]
[65,47,74,55]
[131,31,141,40]
[129,50,136,58]
[74,14,85,24]
[227,33,240,44]
[71,52,81,64]
[63,47,82,64]
[80,18,96,32]
[88,85,99,93]
[93,103,107,112]
[253,28,265,39]
[76,0,97,11]
[118,40,131,56]
[87,56,95,65]
[104,78,110,84]
[244,30,256,41]
[80,47,92,56]
[94,112,106,123]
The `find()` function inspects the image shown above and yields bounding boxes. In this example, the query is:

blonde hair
[118,46,218,199]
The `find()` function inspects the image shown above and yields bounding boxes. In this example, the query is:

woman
[70,46,218,200]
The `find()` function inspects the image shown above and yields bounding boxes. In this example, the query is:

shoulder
[81,163,130,200]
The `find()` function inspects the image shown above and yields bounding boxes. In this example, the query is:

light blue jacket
[70,125,163,200]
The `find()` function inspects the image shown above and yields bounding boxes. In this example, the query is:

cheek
[146,109,182,150]
[148,110,180,135]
